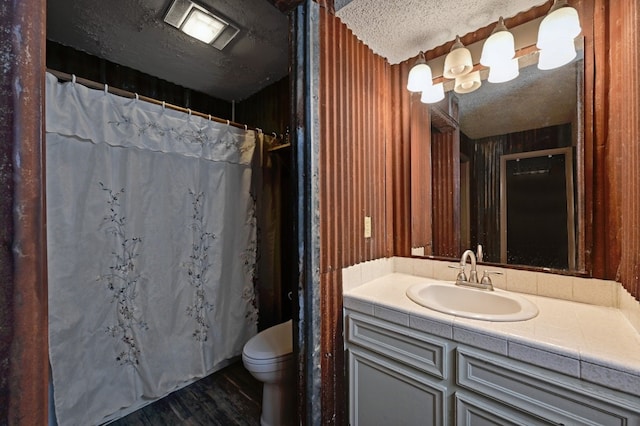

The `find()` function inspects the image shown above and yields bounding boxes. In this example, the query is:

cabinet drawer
[457,347,640,425]
[346,312,449,379]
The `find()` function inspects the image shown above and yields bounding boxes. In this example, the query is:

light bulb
[443,36,473,79]
[454,71,481,94]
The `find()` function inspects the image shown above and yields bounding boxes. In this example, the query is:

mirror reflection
[415,51,585,272]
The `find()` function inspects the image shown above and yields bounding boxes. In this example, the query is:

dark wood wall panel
[318,10,392,277]
[431,130,461,257]
[47,41,234,120]
[410,99,432,254]
[318,8,394,424]
[605,0,640,299]
[389,61,413,257]
[235,76,290,135]
[465,125,572,263]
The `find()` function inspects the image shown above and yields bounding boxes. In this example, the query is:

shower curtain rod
[47,68,259,134]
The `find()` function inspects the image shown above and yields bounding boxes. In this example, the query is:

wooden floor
[109,361,263,426]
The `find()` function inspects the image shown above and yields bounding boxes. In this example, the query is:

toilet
[242,319,294,426]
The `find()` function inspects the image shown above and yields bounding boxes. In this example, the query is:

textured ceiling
[47,0,289,101]
[455,60,578,139]
[336,0,548,64]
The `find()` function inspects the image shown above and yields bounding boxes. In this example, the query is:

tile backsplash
[341,256,640,335]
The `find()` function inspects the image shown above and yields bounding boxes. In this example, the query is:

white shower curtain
[45,73,258,425]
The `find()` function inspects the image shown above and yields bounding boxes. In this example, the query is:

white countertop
[344,273,640,396]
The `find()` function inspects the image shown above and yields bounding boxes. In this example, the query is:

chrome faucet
[451,248,496,291]
[460,249,478,285]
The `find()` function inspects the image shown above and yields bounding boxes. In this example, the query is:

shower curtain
[45,73,258,425]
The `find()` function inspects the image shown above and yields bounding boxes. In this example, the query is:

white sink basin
[406,281,539,322]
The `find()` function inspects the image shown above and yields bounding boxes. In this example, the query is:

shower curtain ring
[162,101,166,110]
[71,74,76,84]
[245,124,248,131]
[226,120,230,126]
[104,84,108,94]
[187,108,191,116]
[134,93,139,102]
[208,114,212,121]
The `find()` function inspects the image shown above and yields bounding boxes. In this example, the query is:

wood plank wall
[235,76,290,135]
[318,6,416,424]
[600,0,640,298]
[410,100,433,254]
[47,41,234,121]
[431,129,461,257]
[464,125,572,264]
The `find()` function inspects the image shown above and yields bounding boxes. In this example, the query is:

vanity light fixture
[443,36,473,79]
[420,82,445,104]
[488,58,519,83]
[454,70,481,94]
[536,0,581,70]
[407,52,433,92]
[164,0,240,50]
[480,17,515,67]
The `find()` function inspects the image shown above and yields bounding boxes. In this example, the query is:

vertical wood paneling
[319,10,394,273]
[318,8,395,425]
[235,76,289,134]
[410,99,432,254]
[605,0,640,298]
[47,41,234,120]
[389,61,413,257]
[431,130,461,256]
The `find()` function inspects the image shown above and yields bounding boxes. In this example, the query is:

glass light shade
[181,8,226,44]
[488,58,520,83]
[480,30,515,66]
[443,37,473,78]
[538,38,577,70]
[454,71,481,94]
[537,4,581,49]
[407,63,433,92]
[420,83,445,104]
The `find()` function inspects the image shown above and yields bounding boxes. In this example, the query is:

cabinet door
[349,347,447,426]
[455,391,555,426]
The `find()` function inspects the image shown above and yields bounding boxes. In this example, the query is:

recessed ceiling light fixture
[164,0,239,49]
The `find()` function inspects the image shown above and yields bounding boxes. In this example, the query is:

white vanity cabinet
[345,310,640,426]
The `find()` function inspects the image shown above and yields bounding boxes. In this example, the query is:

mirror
[412,39,586,273]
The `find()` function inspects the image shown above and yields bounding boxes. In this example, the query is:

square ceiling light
[164,0,240,50]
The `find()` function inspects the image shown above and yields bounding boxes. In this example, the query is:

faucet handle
[480,270,503,285]
[448,264,467,283]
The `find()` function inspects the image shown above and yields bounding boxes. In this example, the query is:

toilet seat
[242,319,293,363]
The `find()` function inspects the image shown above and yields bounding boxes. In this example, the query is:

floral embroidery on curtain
[98,183,148,365]
[184,189,216,342]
